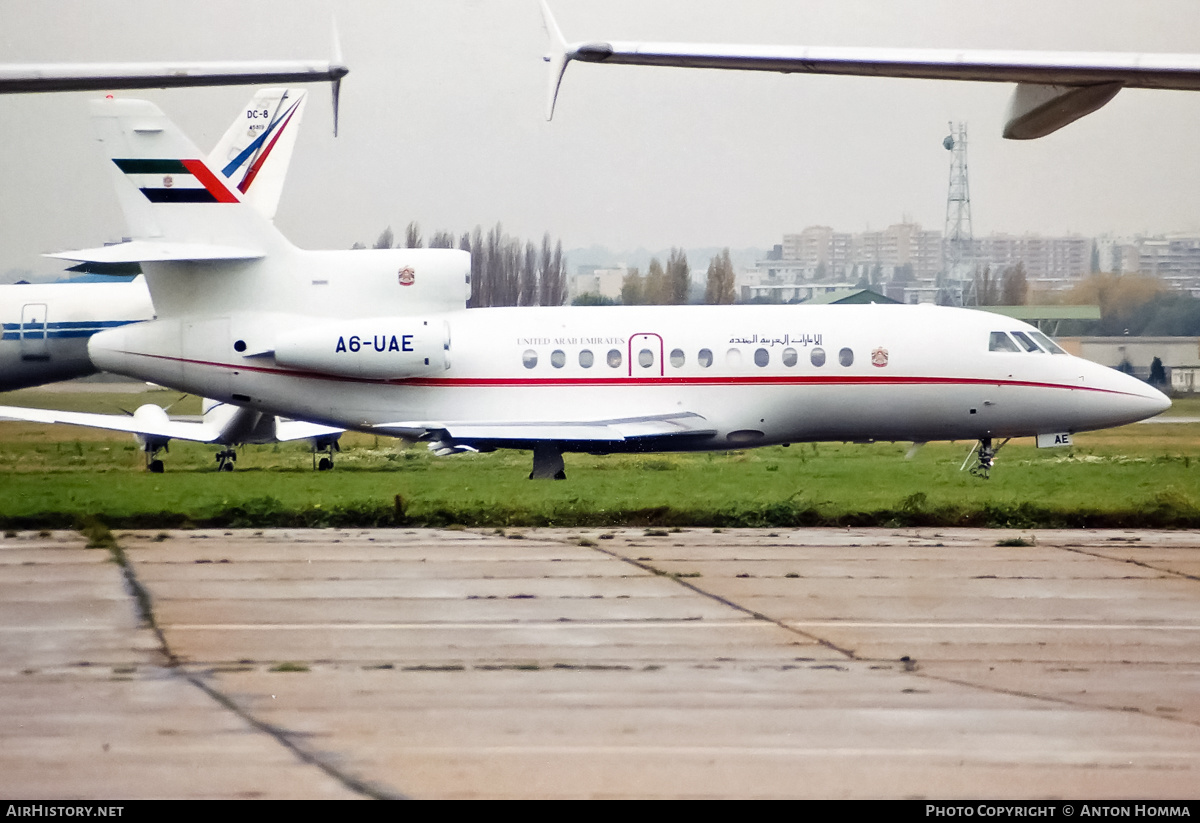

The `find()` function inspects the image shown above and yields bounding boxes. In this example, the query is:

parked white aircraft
[539,1,1200,137]
[48,98,1168,479]
[0,88,308,393]
[0,397,342,473]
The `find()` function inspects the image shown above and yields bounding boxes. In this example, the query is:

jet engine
[273,317,450,379]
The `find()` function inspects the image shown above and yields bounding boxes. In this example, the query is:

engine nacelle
[274,317,450,379]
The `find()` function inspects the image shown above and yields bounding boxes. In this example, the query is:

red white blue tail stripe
[220,96,303,194]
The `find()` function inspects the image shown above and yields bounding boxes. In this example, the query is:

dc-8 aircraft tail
[75,98,1169,480]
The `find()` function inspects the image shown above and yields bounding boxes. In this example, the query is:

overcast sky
[4,0,1200,278]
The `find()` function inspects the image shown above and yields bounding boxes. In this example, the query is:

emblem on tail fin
[113,158,239,203]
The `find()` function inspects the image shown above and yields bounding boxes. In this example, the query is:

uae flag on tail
[113,158,239,203]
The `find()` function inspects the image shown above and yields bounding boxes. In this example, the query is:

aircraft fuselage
[88,302,1170,452]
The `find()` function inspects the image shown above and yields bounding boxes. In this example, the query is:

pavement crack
[577,536,859,660]
[98,527,404,800]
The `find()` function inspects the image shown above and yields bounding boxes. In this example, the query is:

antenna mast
[941,122,975,305]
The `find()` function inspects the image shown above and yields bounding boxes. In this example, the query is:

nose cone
[1078,362,1172,431]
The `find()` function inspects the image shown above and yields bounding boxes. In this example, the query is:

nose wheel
[962,437,1009,479]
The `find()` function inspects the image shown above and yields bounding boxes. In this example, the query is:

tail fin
[207,88,308,221]
[83,97,293,260]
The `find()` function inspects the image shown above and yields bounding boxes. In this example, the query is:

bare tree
[667,248,690,304]
[704,249,736,304]
[429,230,456,249]
[404,221,424,249]
[519,240,539,307]
[1001,261,1028,305]
[373,226,394,250]
[621,267,644,306]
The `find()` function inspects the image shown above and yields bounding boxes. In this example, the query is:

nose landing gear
[961,437,1010,479]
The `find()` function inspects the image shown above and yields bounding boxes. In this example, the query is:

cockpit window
[1029,331,1066,354]
[1010,331,1043,353]
[989,332,1021,353]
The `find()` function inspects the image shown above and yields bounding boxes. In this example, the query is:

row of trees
[971,262,1029,306]
[603,247,737,306]
[358,222,567,308]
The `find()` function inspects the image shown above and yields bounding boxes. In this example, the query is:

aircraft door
[19,303,49,361]
[628,332,664,377]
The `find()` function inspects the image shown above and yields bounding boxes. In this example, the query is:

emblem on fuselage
[871,346,889,367]
[162,175,174,188]
[398,266,416,286]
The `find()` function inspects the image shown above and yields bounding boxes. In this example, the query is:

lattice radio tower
[942,122,975,305]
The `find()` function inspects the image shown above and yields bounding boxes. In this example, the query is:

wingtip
[540,0,570,121]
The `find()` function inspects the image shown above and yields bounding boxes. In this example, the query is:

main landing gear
[529,443,566,480]
[143,442,167,473]
[312,436,340,471]
[961,437,1010,479]
[215,448,237,472]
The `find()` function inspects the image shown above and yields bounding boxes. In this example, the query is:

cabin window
[522,349,538,369]
[607,348,622,368]
[726,348,743,368]
[782,347,798,367]
[551,349,566,369]
[989,332,1021,352]
[1011,331,1043,353]
[670,348,685,368]
[638,348,655,368]
[839,347,854,367]
[1029,331,1066,354]
[754,347,769,367]
[579,349,594,368]
[697,348,713,368]
[810,347,826,367]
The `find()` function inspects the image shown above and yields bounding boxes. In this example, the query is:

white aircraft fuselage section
[88,301,1168,452]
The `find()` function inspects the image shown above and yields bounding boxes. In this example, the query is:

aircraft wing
[0,404,222,443]
[373,412,717,444]
[0,60,346,94]
[540,2,1200,137]
[274,419,344,442]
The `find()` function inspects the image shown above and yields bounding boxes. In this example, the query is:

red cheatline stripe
[111,350,1145,398]
[180,159,239,203]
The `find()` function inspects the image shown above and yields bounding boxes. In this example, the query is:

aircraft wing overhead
[0,405,222,443]
[374,412,717,443]
[540,2,1200,137]
[0,60,347,94]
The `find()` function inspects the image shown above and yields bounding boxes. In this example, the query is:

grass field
[1,385,1198,529]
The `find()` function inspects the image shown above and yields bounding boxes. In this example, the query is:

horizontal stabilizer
[374,412,716,443]
[47,240,264,264]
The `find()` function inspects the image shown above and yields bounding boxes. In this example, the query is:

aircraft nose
[1079,364,1171,430]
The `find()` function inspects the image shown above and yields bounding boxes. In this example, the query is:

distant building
[568,266,626,302]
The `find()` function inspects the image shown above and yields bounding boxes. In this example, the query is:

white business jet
[0,397,342,473]
[47,96,1167,480]
[0,88,308,393]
